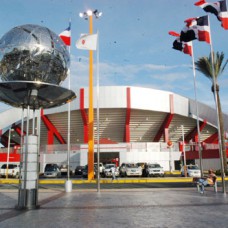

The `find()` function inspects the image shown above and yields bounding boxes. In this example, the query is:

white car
[0,163,20,178]
[120,163,142,177]
[181,165,201,177]
[103,164,119,177]
[143,163,165,177]
[94,163,105,174]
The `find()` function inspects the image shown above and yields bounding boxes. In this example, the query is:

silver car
[44,164,61,178]
[181,165,201,177]
[104,164,119,177]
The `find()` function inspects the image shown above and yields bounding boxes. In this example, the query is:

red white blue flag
[195,0,228,29]
[180,15,211,44]
[169,31,192,56]
[59,22,71,46]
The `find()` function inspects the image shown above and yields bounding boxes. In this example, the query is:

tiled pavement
[0,186,227,228]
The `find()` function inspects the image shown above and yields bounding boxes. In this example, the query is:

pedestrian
[144,163,148,177]
[110,165,116,180]
[197,169,217,194]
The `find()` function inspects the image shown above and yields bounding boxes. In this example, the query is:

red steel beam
[154,113,174,142]
[41,109,66,144]
[185,119,207,142]
[124,87,131,142]
[13,125,26,136]
[80,88,88,143]
[203,132,218,143]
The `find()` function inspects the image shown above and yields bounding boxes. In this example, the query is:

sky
[0,0,228,113]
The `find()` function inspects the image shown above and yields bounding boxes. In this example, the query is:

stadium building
[0,86,228,172]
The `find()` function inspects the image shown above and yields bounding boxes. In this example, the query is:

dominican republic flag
[76,33,98,51]
[180,15,211,44]
[59,23,71,46]
[219,0,228,29]
[194,0,228,29]
[169,31,192,56]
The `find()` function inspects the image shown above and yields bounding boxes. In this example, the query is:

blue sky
[0,0,228,113]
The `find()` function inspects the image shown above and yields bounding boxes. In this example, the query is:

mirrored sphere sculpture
[0,24,76,109]
[0,24,69,85]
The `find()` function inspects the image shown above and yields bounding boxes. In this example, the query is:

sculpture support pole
[16,106,39,210]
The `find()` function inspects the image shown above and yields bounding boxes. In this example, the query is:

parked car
[82,165,96,178]
[103,164,119,177]
[44,163,61,178]
[60,163,74,176]
[181,165,201,177]
[142,163,165,177]
[119,163,142,177]
[75,166,85,175]
[0,163,20,178]
[94,162,105,174]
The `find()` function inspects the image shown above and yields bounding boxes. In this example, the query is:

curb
[1,177,227,185]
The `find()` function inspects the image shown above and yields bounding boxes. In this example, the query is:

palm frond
[195,51,227,82]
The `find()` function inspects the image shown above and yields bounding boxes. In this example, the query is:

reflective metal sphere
[0,24,76,109]
[0,24,70,85]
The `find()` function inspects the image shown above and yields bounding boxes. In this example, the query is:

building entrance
[94,152,119,166]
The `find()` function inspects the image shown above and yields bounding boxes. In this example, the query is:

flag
[194,0,228,29]
[76,34,98,51]
[173,40,192,56]
[169,31,192,56]
[59,23,71,46]
[219,0,228,29]
[180,15,211,44]
[194,0,220,19]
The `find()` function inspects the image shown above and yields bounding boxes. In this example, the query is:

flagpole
[191,41,204,177]
[66,19,72,192]
[208,15,226,194]
[96,31,100,192]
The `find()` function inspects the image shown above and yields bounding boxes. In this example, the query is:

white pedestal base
[65,180,72,192]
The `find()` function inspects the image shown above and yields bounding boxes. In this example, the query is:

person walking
[110,165,116,180]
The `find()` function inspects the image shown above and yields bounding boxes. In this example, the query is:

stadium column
[125,87,131,142]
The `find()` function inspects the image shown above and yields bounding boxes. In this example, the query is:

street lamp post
[6,128,14,179]
[181,125,187,177]
[79,9,102,180]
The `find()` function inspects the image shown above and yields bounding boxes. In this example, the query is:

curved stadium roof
[0,86,227,146]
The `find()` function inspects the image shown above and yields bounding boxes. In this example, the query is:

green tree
[195,51,228,173]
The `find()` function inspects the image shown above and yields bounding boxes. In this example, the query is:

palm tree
[195,51,228,173]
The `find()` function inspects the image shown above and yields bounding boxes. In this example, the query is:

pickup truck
[0,163,20,178]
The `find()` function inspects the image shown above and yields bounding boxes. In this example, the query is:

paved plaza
[0,185,228,228]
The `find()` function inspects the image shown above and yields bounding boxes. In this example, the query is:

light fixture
[93,9,102,18]
[79,9,102,20]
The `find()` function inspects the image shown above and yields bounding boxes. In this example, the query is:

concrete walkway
[0,187,227,228]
